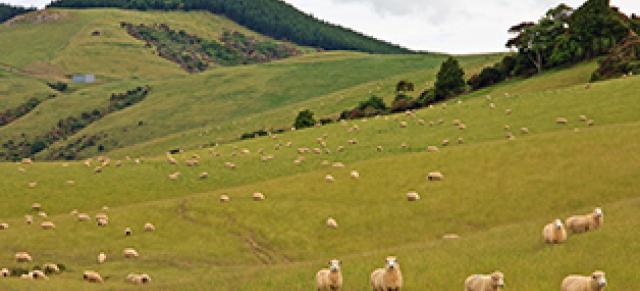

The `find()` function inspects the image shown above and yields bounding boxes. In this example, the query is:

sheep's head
[592,271,607,288]
[594,208,603,218]
[491,271,505,288]
[385,256,399,270]
[554,219,563,230]
[140,274,151,284]
[328,259,341,272]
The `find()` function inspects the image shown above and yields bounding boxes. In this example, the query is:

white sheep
[15,252,32,263]
[316,259,343,291]
[31,203,42,211]
[127,273,152,285]
[123,248,139,258]
[543,219,567,244]
[124,227,133,236]
[199,172,209,179]
[77,213,91,222]
[40,221,55,230]
[38,211,47,218]
[406,191,420,201]
[556,117,569,125]
[168,172,181,180]
[98,252,107,264]
[350,170,360,179]
[458,137,465,144]
[0,223,8,230]
[28,270,48,280]
[566,208,603,233]
[219,195,231,203]
[376,145,384,152]
[370,256,403,291]
[326,217,338,229]
[1,268,9,277]
[83,271,104,283]
[97,217,109,227]
[25,215,33,225]
[442,233,460,240]
[426,146,439,153]
[43,263,60,274]
[561,271,607,291]
[325,175,335,183]
[252,192,266,201]
[427,172,444,181]
[144,223,156,232]
[464,271,505,291]
[520,127,529,134]
[442,139,450,146]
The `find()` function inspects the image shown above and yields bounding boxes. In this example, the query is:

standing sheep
[252,192,266,201]
[406,192,420,201]
[83,271,104,283]
[77,213,90,222]
[0,223,8,230]
[25,215,33,225]
[325,175,335,183]
[15,252,32,263]
[427,172,444,181]
[465,271,505,291]
[543,219,567,244]
[219,195,231,203]
[556,117,568,125]
[1,268,9,278]
[370,256,403,291]
[123,248,139,258]
[350,170,360,179]
[98,252,107,264]
[41,221,55,230]
[124,227,133,236]
[316,259,343,291]
[326,218,338,229]
[566,208,603,233]
[561,271,607,291]
[144,223,156,232]
[127,273,152,285]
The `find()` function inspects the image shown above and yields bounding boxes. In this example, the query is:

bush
[293,109,316,129]
[47,81,68,92]
[468,66,506,90]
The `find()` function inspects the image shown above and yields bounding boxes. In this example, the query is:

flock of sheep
[3,91,609,289]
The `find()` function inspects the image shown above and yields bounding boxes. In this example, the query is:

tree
[434,57,466,99]
[395,80,414,93]
[293,109,316,129]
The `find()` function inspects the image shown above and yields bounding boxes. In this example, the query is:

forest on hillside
[47,0,411,54]
[0,3,35,23]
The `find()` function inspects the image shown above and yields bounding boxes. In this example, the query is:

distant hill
[47,0,412,54]
[0,3,35,23]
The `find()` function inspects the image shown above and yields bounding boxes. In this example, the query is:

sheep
[520,127,529,134]
[347,139,358,145]
[252,192,266,201]
[505,109,512,115]
[566,208,603,233]
[21,274,32,280]
[400,142,408,149]
[41,221,55,230]
[38,211,48,218]
[97,217,109,227]
[464,271,505,291]
[66,180,75,186]
[98,252,107,264]
[168,172,181,180]
[316,259,343,291]
[458,137,465,144]
[505,132,515,140]
[1,268,9,277]
[350,170,360,179]
[32,203,42,211]
[166,155,178,165]
[199,172,209,179]
[504,125,511,131]
[337,146,345,152]
[333,162,345,168]
[25,215,33,225]
[406,191,420,201]
[417,119,425,125]
[224,162,236,169]
[17,167,26,173]
[586,119,595,127]
[124,227,133,236]
[427,172,444,181]
[219,195,231,203]
[579,115,588,122]
[399,121,408,128]
[28,270,48,280]
[0,223,8,230]
[376,145,384,152]
[21,158,33,165]
[123,248,139,258]
[426,146,439,153]
[442,233,460,240]
[127,273,152,285]
[561,271,607,291]
[556,117,569,125]
[370,256,403,291]
[321,160,331,166]
[83,271,104,283]
[43,263,60,274]
[543,219,567,244]
[70,209,79,215]
[144,223,156,232]
[15,252,32,263]
[452,119,462,126]
[325,175,335,183]
[326,217,338,229]
[442,139,450,146]
[458,123,467,130]
[185,159,199,167]
[77,213,91,222]
[489,103,496,109]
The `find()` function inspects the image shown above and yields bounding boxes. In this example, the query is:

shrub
[293,109,316,129]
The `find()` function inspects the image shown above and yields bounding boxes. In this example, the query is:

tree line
[48,0,411,54]
[0,3,35,23]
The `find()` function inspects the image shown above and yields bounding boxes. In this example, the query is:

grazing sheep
[38,211,48,218]
[442,233,460,240]
[400,142,408,149]
[1,268,9,277]
[70,209,79,215]
[458,123,467,130]
[97,217,109,227]
[185,159,199,167]
[65,180,75,186]
[442,139,450,146]
[325,175,335,183]
[166,154,178,165]
[350,170,360,179]
[427,172,444,181]
[29,270,48,280]
[370,256,403,291]
[83,271,104,283]
[543,219,567,244]
[399,121,408,128]
[168,172,181,180]
[452,119,462,126]
[124,227,133,236]
[504,125,511,131]
[224,162,237,169]
[98,252,107,264]
[316,259,343,291]
[144,223,156,232]
[347,139,358,145]
[458,137,465,144]
[520,127,529,134]
[426,146,439,153]
[376,145,384,152]
[127,273,152,285]
[21,274,32,280]
[406,191,420,201]
[77,213,91,222]
[25,215,33,225]
[199,172,209,179]
[0,223,8,230]
[579,115,588,122]
[556,117,569,125]
[337,146,345,152]
[561,271,607,291]
[21,158,33,165]
[566,208,603,233]
[465,271,505,291]
[252,192,266,201]
[43,263,60,274]
[123,248,139,258]
[32,203,42,211]
[505,132,515,140]
[586,119,595,127]
[489,103,496,109]
[219,195,231,203]
[41,221,55,230]
[417,119,425,125]
[326,217,338,229]
[333,162,345,168]
[505,109,512,115]
[15,252,32,263]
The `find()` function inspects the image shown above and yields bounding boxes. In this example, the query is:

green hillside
[0,60,638,289]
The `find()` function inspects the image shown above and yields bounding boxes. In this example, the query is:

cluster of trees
[468,0,640,90]
[0,3,34,23]
[49,0,410,54]
[0,95,56,127]
[0,86,150,161]
[592,33,640,81]
[122,22,300,72]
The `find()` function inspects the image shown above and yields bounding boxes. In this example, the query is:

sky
[4,0,640,54]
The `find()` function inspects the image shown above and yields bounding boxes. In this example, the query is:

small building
[72,74,95,84]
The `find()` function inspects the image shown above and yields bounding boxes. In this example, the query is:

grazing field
[0,59,638,290]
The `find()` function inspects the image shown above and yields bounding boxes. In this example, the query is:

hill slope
[0,63,638,289]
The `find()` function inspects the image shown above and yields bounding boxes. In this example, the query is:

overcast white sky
[4,0,639,53]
